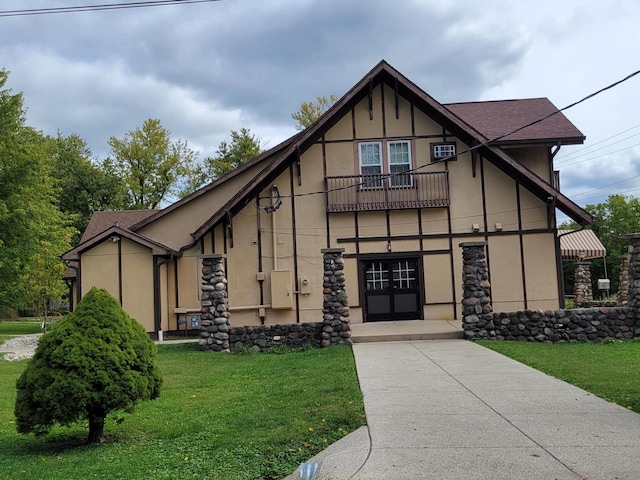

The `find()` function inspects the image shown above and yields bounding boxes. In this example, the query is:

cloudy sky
[1,0,639,213]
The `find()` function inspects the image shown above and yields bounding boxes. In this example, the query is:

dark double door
[362,257,422,322]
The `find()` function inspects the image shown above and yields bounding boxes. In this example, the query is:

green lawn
[0,320,41,342]
[0,343,365,480]
[478,339,640,411]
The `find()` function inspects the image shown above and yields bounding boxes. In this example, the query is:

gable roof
[63,224,178,262]
[445,98,585,146]
[190,60,592,238]
[80,210,157,244]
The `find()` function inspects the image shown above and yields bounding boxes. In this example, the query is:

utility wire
[277,66,640,201]
[0,0,221,17]
[555,123,640,161]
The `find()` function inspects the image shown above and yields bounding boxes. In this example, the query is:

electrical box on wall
[271,269,294,309]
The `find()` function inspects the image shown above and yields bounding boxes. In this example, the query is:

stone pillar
[460,242,493,339]
[198,254,230,352]
[573,261,593,307]
[618,256,630,305]
[321,248,352,347]
[625,234,640,327]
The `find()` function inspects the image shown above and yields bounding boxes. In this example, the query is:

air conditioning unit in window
[432,143,456,162]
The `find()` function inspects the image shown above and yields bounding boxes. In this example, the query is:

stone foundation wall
[229,323,324,351]
[466,307,634,342]
[462,234,640,343]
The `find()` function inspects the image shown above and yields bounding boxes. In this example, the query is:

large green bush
[14,287,162,443]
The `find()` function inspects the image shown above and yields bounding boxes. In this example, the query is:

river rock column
[618,256,630,305]
[573,261,593,307]
[625,234,640,329]
[198,254,230,352]
[321,248,352,347]
[460,242,493,339]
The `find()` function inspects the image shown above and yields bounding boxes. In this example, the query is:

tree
[107,119,199,209]
[51,133,128,243]
[560,194,640,294]
[15,288,162,444]
[291,94,338,130]
[202,128,263,180]
[0,70,75,310]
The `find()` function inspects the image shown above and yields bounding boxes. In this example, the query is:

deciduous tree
[107,119,199,209]
[202,128,263,180]
[291,94,338,130]
[15,288,163,444]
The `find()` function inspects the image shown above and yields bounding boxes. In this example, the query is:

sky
[1,0,639,215]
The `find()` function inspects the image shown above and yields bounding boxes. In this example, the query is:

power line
[554,123,640,161]
[278,66,640,201]
[0,0,221,17]
[555,131,640,165]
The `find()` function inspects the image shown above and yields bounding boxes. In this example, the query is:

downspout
[271,185,279,271]
[154,255,173,342]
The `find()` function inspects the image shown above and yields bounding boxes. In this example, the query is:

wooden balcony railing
[326,171,449,212]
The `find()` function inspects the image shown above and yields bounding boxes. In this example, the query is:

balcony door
[361,257,422,322]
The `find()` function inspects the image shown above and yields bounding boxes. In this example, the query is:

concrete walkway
[290,340,640,479]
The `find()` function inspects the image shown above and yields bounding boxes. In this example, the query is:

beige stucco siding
[522,233,559,309]
[447,155,483,234]
[507,147,550,182]
[489,235,525,312]
[354,86,383,138]
[423,254,453,305]
[383,84,413,137]
[120,239,154,330]
[81,241,119,298]
[138,159,271,250]
[483,161,519,232]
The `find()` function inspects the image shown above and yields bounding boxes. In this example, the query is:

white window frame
[359,141,383,189]
[387,140,412,188]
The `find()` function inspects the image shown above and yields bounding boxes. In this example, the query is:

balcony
[326,171,449,212]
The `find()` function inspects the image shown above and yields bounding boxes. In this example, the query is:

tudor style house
[63,60,592,337]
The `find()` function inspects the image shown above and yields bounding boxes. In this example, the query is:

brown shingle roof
[80,210,157,244]
[445,98,585,145]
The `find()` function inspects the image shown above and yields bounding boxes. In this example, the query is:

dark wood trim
[320,133,454,145]
[336,228,555,244]
[256,199,265,309]
[351,108,356,140]
[516,182,528,309]
[323,135,330,248]
[368,79,374,120]
[418,209,424,252]
[385,209,391,251]
[410,104,415,137]
[480,157,492,288]
[153,257,159,333]
[211,228,215,253]
[445,161,457,320]
[345,249,450,259]
[354,211,360,254]
[381,81,387,138]
[117,237,123,305]
[223,219,228,255]
[394,76,400,119]
[295,145,302,186]
[424,301,456,307]
[226,212,233,248]
[289,164,301,323]
[174,257,179,307]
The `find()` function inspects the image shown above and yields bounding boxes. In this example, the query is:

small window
[431,142,456,162]
[388,141,412,187]
[359,142,383,188]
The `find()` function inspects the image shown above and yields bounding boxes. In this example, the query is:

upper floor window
[358,140,412,188]
[388,141,412,187]
[431,142,456,162]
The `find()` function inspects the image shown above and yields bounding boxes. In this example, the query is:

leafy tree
[560,194,640,294]
[15,288,163,444]
[202,128,263,180]
[51,133,128,243]
[107,118,199,209]
[291,94,338,130]
[0,70,75,310]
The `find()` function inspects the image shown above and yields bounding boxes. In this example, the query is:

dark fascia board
[128,133,301,232]
[494,136,585,148]
[62,225,179,261]
[190,59,593,239]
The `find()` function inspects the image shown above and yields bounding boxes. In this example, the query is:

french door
[361,257,422,322]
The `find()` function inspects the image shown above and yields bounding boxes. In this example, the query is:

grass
[0,320,41,345]
[478,339,640,411]
[0,343,365,480]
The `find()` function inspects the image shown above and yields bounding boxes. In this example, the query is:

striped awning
[558,229,606,260]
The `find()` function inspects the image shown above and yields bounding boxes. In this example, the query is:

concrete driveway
[291,340,640,479]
